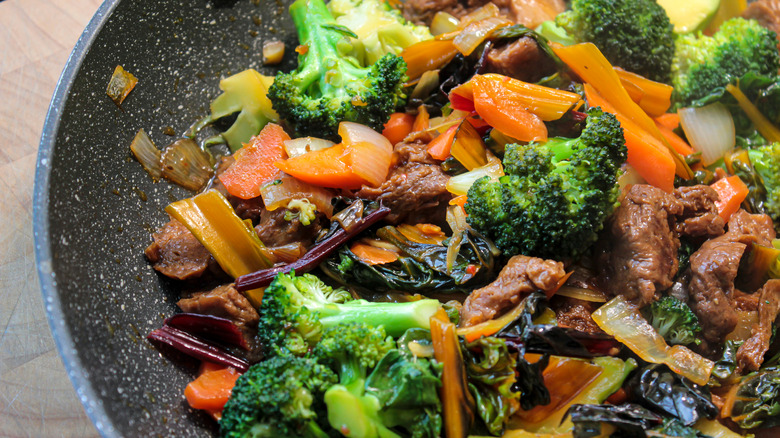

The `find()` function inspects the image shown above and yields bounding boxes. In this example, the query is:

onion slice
[679,103,735,166]
[161,138,215,191]
[283,137,335,158]
[260,173,335,218]
[129,129,162,180]
[446,154,503,195]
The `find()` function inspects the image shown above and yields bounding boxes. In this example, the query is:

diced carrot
[428,125,458,160]
[450,195,468,209]
[711,175,749,221]
[184,362,241,412]
[584,84,676,192]
[471,75,547,143]
[218,123,290,199]
[350,242,399,265]
[382,113,415,145]
[654,113,680,131]
[655,121,694,156]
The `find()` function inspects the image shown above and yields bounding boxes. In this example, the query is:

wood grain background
[0,0,102,436]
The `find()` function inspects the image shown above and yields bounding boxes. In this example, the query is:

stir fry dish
[136,0,780,436]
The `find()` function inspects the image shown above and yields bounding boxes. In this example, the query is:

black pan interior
[34,0,296,435]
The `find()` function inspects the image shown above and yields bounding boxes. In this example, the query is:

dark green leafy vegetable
[365,349,443,438]
[565,403,663,438]
[626,364,718,426]
[462,337,518,436]
[724,370,780,429]
[711,340,744,382]
[321,224,499,294]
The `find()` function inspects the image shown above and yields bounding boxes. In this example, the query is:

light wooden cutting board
[0,0,102,436]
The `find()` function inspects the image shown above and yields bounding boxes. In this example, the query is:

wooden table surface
[0,0,103,436]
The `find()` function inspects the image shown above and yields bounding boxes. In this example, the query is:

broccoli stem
[317,299,442,337]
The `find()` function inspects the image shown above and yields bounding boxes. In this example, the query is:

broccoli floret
[465,107,627,260]
[748,143,780,228]
[284,199,318,226]
[556,0,675,82]
[672,18,780,107]
[643,296,702,346]
[313,323,398,438]
[220,355,337,438]
[258,271,442,357]
[267,0,407,140]
[328,0,432,66]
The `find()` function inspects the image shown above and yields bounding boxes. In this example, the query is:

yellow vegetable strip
[725,83,780,143]
[552,42,693,179]
[592,296,713,385]
[431,310,474,438]
[166,189,273,279]
[614,67,673,117]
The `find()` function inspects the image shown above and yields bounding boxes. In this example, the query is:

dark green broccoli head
[643,296,702,346]
[220,355,337,438]
[267,0,407,140]
[556,0,675,82]
[465,107,626,260]
[257,271,352,357]
[672,18,780,107]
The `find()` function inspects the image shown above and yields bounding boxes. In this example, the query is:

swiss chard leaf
[462,337,518,435]
[725,370,780,429]
[626,364,718,426]
[566,403,662,438]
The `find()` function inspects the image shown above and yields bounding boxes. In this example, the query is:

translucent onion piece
[458,2,501,26]
[430,11,461,36]
[592,296,714,385]
[129,128,161,180]
[106,65,138,105]
[554,286,607,303]
[446,154,503,195]
[409,70,440,102]
[262,40,285,65]
[283,137,335,158]
[333,199,364,233]
[161,138,215,191]
[268,242,306,264]
[259,173,335,218]
[445,205,469,274]
[407,340,435,358]
[679,103,735,166]
[339,122,393,187]
[452,17,511,56]
[397,223,446,245]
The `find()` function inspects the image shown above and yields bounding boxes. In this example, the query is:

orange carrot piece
[471,75,547,143]
[218,123,290,199]
[655,121,694,156]
[654,113,680,131]
[382,113,415,145]
[584,84,676,192]
[614,67,673,117]
[350,242,399,265]
[401,40,459,80]
[712,175,749,221]
[275,143,366,189]
[412,105,430,133]
[184,362,241,412]
[428,125,458,160]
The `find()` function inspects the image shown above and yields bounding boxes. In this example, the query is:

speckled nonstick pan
[33,0,296,435]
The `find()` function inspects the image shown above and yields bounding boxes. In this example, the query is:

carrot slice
[654,113,680,131]
[382,113,415,145]
[655,121,694,156]
[218,123,290,199]
[431,310,474,438]
[401,40,459,80]
[711,175,749,221]
[584,84,676,193]
[275,143,366,189]
[412,105,430,133]
[350,242,399,265]
[614,67,673,117]
[428,125,459,160]
[184,362,241,412]
[471,75,547,143]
